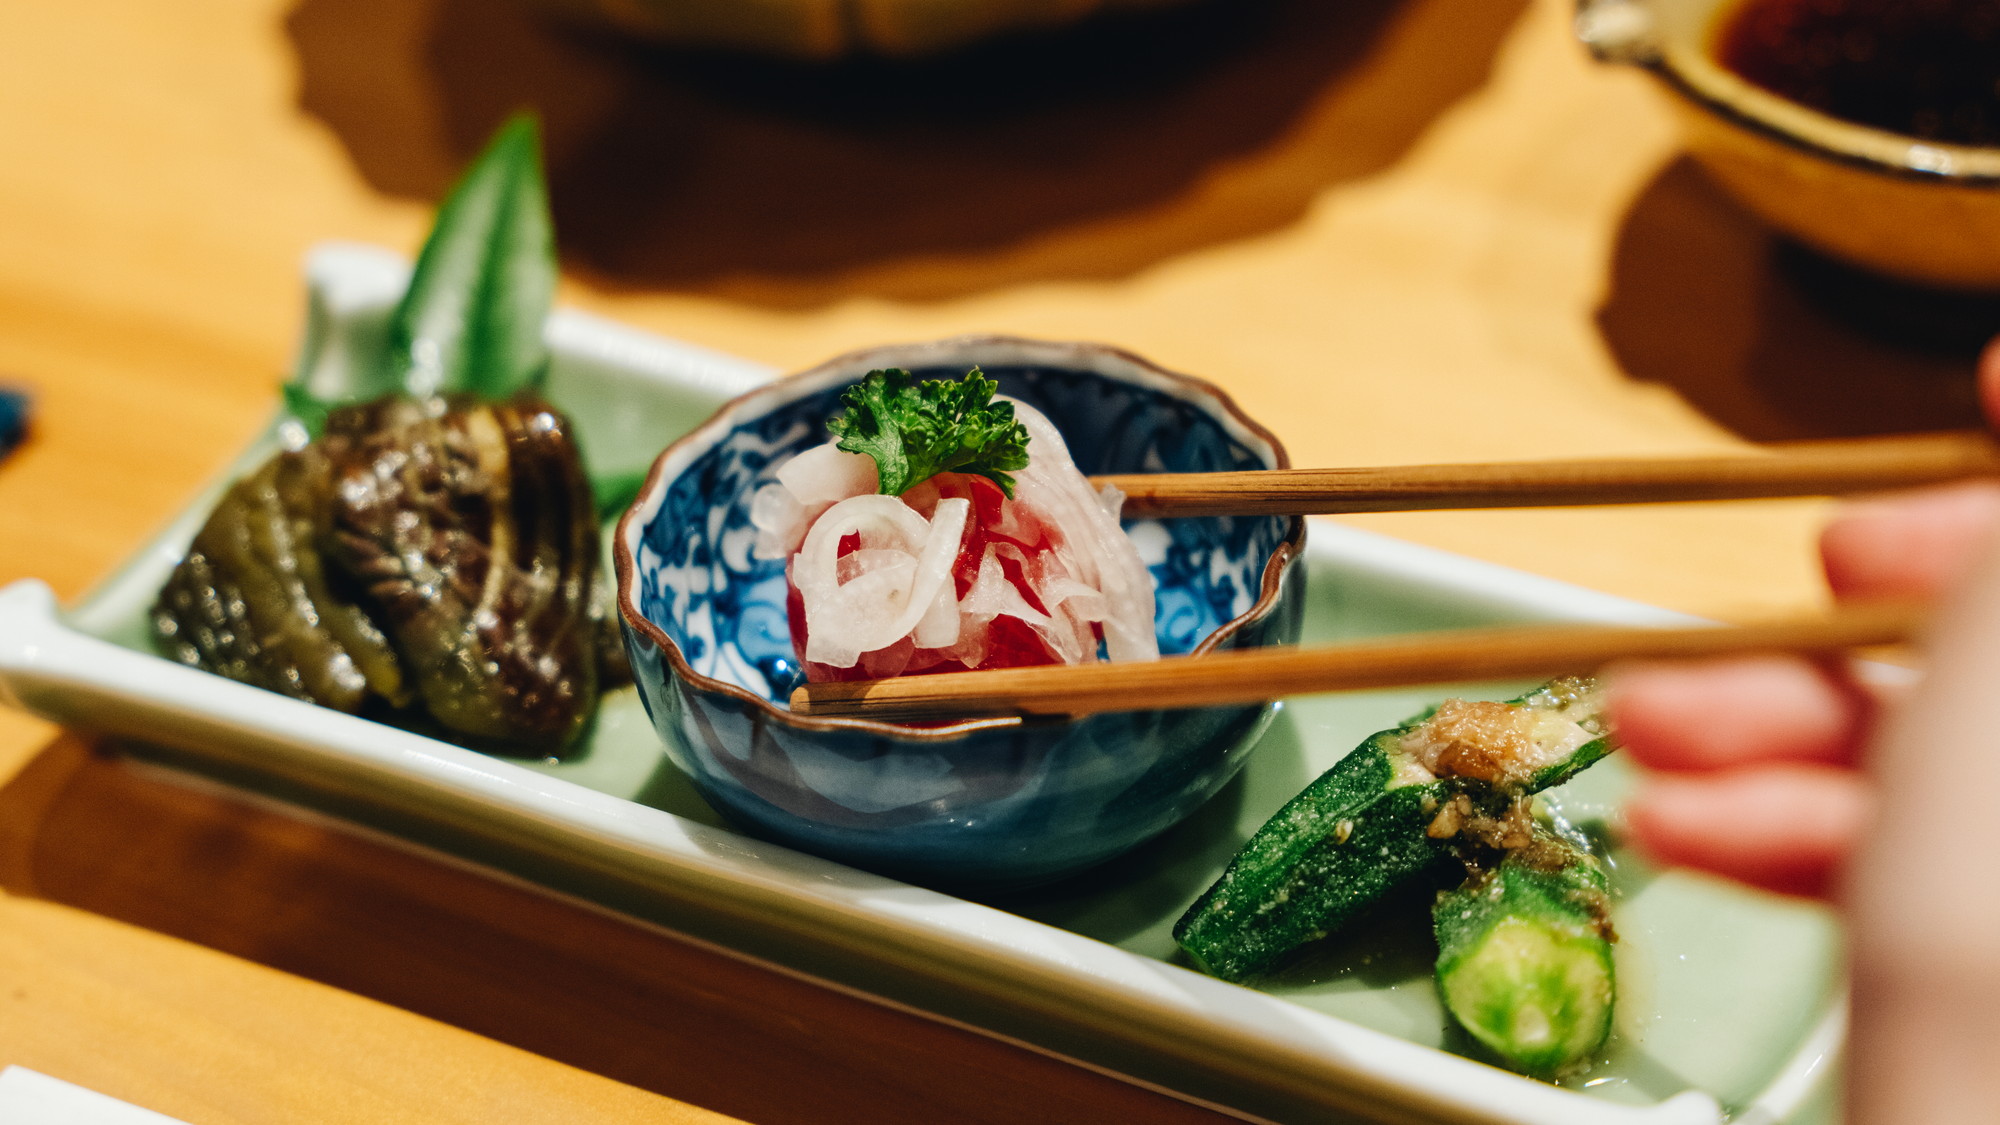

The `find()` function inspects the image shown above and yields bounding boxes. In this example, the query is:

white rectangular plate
[0,245,1840,1125]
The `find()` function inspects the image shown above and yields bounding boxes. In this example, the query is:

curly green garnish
[827,367,1032,497]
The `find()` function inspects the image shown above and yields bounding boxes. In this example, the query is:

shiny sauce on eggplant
[1715,0,2000,147]
[152,396,614,758]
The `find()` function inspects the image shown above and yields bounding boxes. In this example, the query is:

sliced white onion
[795,494,968,668]
[754,441,881,559]
[778,440,878,505]
[967,543,1074,663]
[1005,398,1159,663]
[912,577,962,650]
[960,548,1049,627]
[750,482,808,560]
[780,397,1159,672]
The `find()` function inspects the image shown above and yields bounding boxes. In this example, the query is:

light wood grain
[0,737,1242,1125]
[791,602,1920,721]
[0,897,741,1125]
[1102,432,2000,517]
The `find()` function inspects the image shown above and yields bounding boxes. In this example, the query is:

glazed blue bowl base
[681,699,1277,890]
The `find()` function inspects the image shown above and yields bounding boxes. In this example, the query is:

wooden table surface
[0,0,1985,1120]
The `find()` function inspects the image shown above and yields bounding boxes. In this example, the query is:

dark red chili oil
[1714,0,2000,147]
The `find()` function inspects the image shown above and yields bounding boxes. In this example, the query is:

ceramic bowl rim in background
[1577,0,2000,186]
[613,334,1308,742]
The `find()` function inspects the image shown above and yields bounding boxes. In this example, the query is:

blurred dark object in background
[0,387,29,464]
[1777,242,2000,357]
[287,0,1531,304]
[515,0,1206,60]
[1597,157,1992,443]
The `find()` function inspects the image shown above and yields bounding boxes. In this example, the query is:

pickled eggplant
[153,438,406,715]
[154,397,605,756]
[153,116,613,756]
[323,396,601,750]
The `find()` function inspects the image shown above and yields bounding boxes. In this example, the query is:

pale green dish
[4,244,1840,1125]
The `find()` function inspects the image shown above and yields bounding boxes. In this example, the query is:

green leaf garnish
[280,380,333,442]
[591,467,651,522]
[285,113,556,433]
[827,367,1031,497]
[383,112,555,402]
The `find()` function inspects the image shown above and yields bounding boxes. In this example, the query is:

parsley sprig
[827,367,1031,497]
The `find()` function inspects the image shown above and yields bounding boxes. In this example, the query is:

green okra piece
[1434,836,1616,1077]
[1173,677,1610,982]
[1173,727,1452,982]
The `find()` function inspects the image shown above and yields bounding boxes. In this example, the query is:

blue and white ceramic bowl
[615,337,1306,887]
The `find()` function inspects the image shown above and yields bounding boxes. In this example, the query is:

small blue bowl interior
[619,340,1305,888]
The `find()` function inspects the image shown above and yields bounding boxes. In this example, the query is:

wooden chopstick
[1094,431,2000,518]
[788,601,1921,722]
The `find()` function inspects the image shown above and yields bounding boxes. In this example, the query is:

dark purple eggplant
[153,397,605,757]
[152,433,407,714]
[154,117,600,755]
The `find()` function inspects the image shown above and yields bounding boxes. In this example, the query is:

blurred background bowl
[615,336,1305,888]
[1579,0,2000,290]
[519,0,1204,58]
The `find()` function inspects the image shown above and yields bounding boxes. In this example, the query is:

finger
[1820,482,2000,602]
[1979,334,2000,428]
[1845,509,2000,1124]
[1623,765,1872,900]
[1607,656,1870,772]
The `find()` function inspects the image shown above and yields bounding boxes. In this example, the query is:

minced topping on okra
[1396,676,1605,788]
[1426,795,1615,931]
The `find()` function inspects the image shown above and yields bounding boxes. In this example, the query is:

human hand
[1611,477,2000,897]
[1610,337,2000,1123]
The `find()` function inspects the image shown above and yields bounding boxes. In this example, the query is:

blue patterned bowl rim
[613,335,1307,740]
